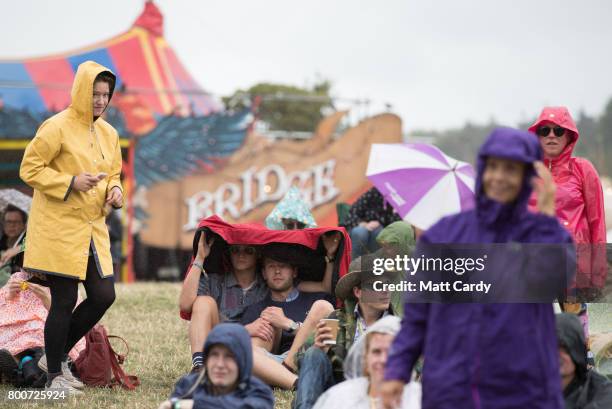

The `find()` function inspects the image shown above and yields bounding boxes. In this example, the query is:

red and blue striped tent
[0,2,240,282]
[0,1,220,117]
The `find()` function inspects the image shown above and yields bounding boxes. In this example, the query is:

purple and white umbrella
[366,143,476,230]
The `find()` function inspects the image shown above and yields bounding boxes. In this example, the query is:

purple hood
[474,127,541,229]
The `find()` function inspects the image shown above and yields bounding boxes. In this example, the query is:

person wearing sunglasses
[281,219,307,230]
[228,245,258,256]
[179,236,269,374]
[528,107,607,360]
[180,229,342,374]
[265,186,317,231]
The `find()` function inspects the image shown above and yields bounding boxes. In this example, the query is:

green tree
[573,110,602,171]
[223,80,333,132]
[597,97,612,177]
[416,121,499,165]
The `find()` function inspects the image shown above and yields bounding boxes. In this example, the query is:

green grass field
[1,282,610,408]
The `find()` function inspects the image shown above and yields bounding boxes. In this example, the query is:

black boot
[0,349,18,385]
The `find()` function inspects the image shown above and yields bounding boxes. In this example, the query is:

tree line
[415,99,612,178]
[223,81,612,178]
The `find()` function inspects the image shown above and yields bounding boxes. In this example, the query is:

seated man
[241,256,335,390]
[180,230,341,372]
[293,255,400,409]
[159,323,274,409]
[557,313,612,409]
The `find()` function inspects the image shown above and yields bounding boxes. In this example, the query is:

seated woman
[158,323,274,409]
[0,270,85,387]
[0,204,27,287]
[312,316,420,409]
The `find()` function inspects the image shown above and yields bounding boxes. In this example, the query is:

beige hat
[335,251,399,300]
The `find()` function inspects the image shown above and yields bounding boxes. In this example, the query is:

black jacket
[557,313,612,409]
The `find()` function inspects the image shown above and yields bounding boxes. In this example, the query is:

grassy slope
[0,283,293,408]
[2,282,610,407]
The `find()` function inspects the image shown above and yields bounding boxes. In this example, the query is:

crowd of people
[160,118,610,408]
[0,59,610,409]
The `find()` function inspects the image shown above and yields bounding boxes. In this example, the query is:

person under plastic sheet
[179,216,349,374]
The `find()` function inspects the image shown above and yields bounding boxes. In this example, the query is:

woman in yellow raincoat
[19,61,123,393]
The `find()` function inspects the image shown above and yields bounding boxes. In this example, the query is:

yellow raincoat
[20,61,123,280]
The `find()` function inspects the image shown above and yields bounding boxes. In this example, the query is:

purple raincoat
[384,128,574,409]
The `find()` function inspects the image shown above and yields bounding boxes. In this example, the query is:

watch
[288,320,300,333]
[325,254,335,263]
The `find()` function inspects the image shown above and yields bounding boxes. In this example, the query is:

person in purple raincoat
[381,127,575,409]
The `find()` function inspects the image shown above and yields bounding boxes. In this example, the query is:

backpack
[73,324,139,390]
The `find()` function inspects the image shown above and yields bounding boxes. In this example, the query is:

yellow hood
[69,60,116,124]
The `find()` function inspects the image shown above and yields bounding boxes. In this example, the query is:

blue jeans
[350,225,383,259]
[260,348,289,364]
[292,347,335,409]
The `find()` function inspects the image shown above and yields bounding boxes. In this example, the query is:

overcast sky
[1,0,611,131]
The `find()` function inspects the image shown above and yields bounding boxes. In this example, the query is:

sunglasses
[229,245,257,256]
[535,126,566,138]
[282,220,306,230]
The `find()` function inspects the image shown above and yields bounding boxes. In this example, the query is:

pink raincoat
[0,271,85,359]
[528,107,607,288]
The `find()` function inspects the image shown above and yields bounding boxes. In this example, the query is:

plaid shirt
[197,271,269,322]
[353,303,390,343]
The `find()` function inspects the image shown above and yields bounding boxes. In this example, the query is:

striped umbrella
[366,143,476,230]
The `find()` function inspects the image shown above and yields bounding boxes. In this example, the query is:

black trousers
[44,256,115,374]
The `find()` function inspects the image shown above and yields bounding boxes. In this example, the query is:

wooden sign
[139,112,403,249]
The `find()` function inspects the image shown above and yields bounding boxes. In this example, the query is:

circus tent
[0,1,221,122]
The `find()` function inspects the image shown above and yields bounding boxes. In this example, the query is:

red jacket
[180,215,351,320]
[528,107,607,288]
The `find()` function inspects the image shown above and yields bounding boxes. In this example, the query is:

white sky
[1,0,611,131]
